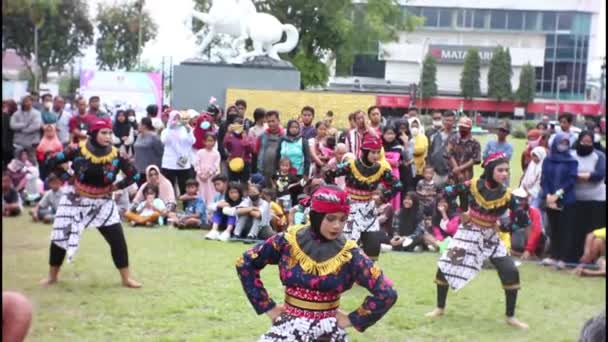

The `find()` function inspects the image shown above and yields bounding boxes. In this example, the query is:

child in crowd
[416,166,438,219]
[205,182,244,241]
[519,146,547,210]
[125,184,166,227]
[30,173,63,224]
[326,143,355,190]
[261,188,287,233]
[6,149,34,193]
[308,121,333,178]
[382,125,405,210]
[374,189,394,238]
[172,179,207,229]
[431,196,460,242]
[272,158,301,211]
[113,172,137,220]
[207,175,228,215]
[2,173,22,217]
[195,132,221,205]
[22,166,44,206]
[233,183,271,240]
[224,117,254,183]
[289,194,310,226]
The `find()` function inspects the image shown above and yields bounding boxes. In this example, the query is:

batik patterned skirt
[344,200,378,242]
[437,222,507,291]
[259,314,347,342]
[50,191,120,263]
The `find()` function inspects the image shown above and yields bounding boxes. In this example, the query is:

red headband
[361,134,382,150]
[483,152,507,167]
[89,118,112,132]
[311,186,350,215]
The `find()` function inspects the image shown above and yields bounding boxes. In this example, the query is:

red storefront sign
[376,95,605,116]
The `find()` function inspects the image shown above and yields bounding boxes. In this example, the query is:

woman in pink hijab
[36,124,64,181]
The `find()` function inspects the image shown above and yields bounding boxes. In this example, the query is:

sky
[81,0,606,77]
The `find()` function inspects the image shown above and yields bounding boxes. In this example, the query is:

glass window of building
[556,35,575,47]
[507,11,523,30]
[457,9,473,28]
[524,11,539,31]
[406,6,421,17]
[438,8,453,27]
[490,10,507,29]
[422,8,439,27]
[557,12,574,31]
[474,10,487,29]
[542,12,557,31]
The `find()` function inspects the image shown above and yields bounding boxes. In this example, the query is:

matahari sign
[429,45,496,65]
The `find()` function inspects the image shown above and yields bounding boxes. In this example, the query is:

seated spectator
[6,149,34,193]
[579,227,606,265]
[113,172,138,220]
[2,174,22,216]
[206,175,229,222]
[416,165,438,219]
[172,179,207,229]
[233,183,271,240]
[30,173,63,223]
[125,184,166,227]
[205,182,244,241]
[509,188,545,260]
[272,158,301,211]
[374,189,394,238]
[573,256,606,278]
[133,165,176,213]
[386,192,438,252]
[2,291,33,342]
[261,188,287,233]
[288,194,310,226]
[22,166,44,206]
[432,196,460,242]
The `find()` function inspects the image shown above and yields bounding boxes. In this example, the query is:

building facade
[331,0,602,101]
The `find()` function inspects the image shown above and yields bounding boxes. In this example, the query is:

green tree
[516,63,536,105]
[95,1,158,71]
[460,48,481,100]
[191,0,423,88]
[2,0,94,89]
[487,46,512,102]
[419,53,437,112]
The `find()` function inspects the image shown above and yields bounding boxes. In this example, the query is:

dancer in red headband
[236,185,397,341]
[325,133,401,260]
[40,118,142,288]
[425,152,530,329]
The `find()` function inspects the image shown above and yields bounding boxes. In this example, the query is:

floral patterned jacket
[235,226,398,332]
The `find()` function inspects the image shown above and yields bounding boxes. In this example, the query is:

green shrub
[511,128,527,139]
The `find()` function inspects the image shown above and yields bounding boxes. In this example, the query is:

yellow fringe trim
[79,142,118,164]
[284,225,357,276]
[349,159,389,185]
[470,178,511,210]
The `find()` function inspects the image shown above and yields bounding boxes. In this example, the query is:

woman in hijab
[160,110,196,196]
[408,117,429,186]
[277,120,311,179]
[112,110,135,157]
[395,119,416,193]
[236,185,397,341]
[570,131,606,265]
[133,165,176,212]
[36,124,63,182]
[520,146,547,210]
[388,191,427,251]
[540,132,579,269]
[382,124,405,210]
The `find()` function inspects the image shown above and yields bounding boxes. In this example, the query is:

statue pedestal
[173,58,301,110]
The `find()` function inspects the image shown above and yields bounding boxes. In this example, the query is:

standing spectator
[2,100,18,166]
[346,110,372,157]
[146,104,164,133]
[30,91,42,111]
[541,132,578,268]
[446,116,481,211]
[395,119,416,193]
[416,166,438,218]
[521,129,543,172]
[195,133,221,205]
[277,120,311,180]
[409,117,429,184]
[223,117,254,183]
[483,121,513,184]
[426,110,444,140]
[9,96,42,161]
[235,99,253,131]
[68,97,96,145]
[382,124,405,210]
[257,110,284,183]
[427,110,455,188]
[133,117,164,179]
[248,108,266,174]
[125,109,139,141]
[326,143,354,190]
[549,113,578,148]
[35,125,63,181]
[112,110,135,156]
[308,121,332,178]
[368,106,383,136]
[570,131,606,263]
[88,96,108,118]
[520,147,547,210]
[405,108,424,134]
[217,106,240,163]
[299,105,316,139]
[160,110,196,196]
[40,93,57,124]
[53,96,71,146]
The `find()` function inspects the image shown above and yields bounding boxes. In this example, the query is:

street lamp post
[600,57,606,110]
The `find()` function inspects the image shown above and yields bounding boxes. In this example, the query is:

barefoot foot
[122,278,142,289]
[425,308,445,318]
[40,277,57,287]
[506,317,529,329]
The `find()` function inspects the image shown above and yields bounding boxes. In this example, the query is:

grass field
[2,136,605,341]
